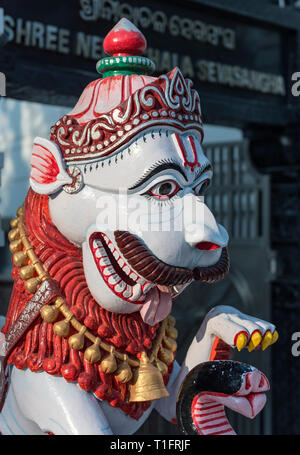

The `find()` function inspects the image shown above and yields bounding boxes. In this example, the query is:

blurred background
[0,0,300,435]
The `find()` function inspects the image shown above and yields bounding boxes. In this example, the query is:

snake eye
[148,180,180,200]
[194,178,210,196]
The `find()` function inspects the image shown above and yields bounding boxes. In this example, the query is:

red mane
[3,189,171,420]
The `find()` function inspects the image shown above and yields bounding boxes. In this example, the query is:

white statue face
[31,128,228,321]
[42,128,227,316]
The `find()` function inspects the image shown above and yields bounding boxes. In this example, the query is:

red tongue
[139,286,172,326]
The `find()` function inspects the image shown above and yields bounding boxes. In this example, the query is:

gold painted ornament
[68,326,86,350]
[129,352,169,402]
[25,277,41,294]
[115,356,133,384]
[40,304,60,323]
[100,347,117,373]
[84,339,102,363]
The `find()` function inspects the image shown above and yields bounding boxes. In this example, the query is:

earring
[63,166,83,194]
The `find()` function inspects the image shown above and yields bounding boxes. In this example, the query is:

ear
[30,137,73,195]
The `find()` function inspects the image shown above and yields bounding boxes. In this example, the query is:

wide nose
[184,200,228,249]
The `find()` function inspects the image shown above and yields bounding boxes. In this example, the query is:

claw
[271,330,279,345]
[236,332,248,351]
[248,331,262,352]
[262,331,273,351]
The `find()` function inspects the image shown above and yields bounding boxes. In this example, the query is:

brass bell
[68,327,86,350]
[17,206,24,217]
[163,336,177,352]
[8,228,20,242]
[84,338,101,363]
[53,316,72,337]
[166,326,178,340]
[10,218,19,229]
[10,240,23,255]
[129,352,169,402]
[40,304,60,323]
[115,356,133,384]
[25,277,41,294]
[100,347,117,373]
[158,346,174,365]
[155,358,168,376]
[167,315,176,327]
[20,264,35,280]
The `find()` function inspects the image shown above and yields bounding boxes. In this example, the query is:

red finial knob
[103,18,147,57]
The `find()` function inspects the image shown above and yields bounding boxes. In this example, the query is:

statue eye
[148,180,180,199]
[194,178,211,196]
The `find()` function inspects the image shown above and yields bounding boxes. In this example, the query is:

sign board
[0,0,298,125]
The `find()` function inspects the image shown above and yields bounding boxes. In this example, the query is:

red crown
[50,19,203,163]
[50,68,203,163]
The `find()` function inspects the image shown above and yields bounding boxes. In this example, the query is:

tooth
[143,283,153,293]
[113,250,120,260]
[129,284,142,302]
[93,239,102,249]
[99,257,111,267]
[123,284,132,298]
[137,276,146,285]
[108,273,121,285]
[108,243,114,252]
[102,265,115,276]
[115,281,126,293]
[118,258,125,268]
[123,265,131,276]
[129,272,138,282]
[95,247,106,258]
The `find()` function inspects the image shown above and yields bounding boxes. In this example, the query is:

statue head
[29,18,229,326]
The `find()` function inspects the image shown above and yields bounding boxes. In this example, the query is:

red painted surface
[174,133,200,172]
[103,18,147,57]
[196,242,220,250]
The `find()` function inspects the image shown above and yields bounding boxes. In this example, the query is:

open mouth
[90,232,154,304]
[90,230,230,305]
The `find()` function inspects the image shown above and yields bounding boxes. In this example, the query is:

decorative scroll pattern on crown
[50,68,203,163]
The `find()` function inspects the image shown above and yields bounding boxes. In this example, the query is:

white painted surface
[0,98,242,220]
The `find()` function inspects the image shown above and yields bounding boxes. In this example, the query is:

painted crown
[50,18,203,164]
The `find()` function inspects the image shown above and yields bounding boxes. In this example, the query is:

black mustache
[114,231,229,286]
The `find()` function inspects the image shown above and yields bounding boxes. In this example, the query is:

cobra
[0,19,278,435]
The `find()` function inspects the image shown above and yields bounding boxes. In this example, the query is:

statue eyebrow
[128,160,188,190]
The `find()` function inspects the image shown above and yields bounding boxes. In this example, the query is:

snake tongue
[139,286,172,326]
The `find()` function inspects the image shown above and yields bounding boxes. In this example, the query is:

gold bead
[166,326,178,340]
[68,327,86,350]
[8,228,20,242]
[20,264,35,280]
[53,318,71,337]
[101,348,117,373]
[158,347,174,365]
[13,251,27,267]
[84,339,101,363]
[10,218,19,229]
[115,357,133,383]
[25,277,41,294]
[163,336,177,352]
[40,305,60,323]
[155,358,168,376]
[10,239,23,254]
